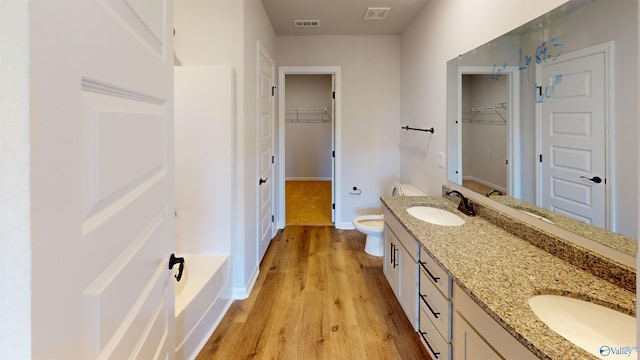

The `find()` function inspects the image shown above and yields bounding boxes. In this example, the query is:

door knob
[259,178,268,185]
[580,176,602,184]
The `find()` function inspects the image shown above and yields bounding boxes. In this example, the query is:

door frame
[276,66,341,229]
[535,41,614,230]
[457,66,521,198]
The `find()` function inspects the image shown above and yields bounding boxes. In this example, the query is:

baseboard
[231,266,260,300]
[335,221,355,230]
[285,177,331,181]
[462,176,507,193]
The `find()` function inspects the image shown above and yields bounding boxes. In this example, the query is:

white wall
[0,1,31,358]
[399,0,567,196]
[277,35,401,227]
[174,0,277,297]
[174,67,235,255]
[285,75,332,179]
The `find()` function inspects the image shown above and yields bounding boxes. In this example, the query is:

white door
[331,75,336,222]
[30,1,175,358]
[538,48,607,227]
[257,44,276,263]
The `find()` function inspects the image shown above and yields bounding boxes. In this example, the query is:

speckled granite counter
[490,195,637,257]
[380,195,636,360]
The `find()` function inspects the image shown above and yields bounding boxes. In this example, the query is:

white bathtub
[174,254,231,360]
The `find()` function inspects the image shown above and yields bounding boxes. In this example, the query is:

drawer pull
[419,260,440,283]
[393,244,399,269]
[419,293,440,318]
[418,330,440,359]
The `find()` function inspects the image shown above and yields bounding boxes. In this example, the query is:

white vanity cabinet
[451,283,538,360]
[418,247,452,360]
[383,209,419,329]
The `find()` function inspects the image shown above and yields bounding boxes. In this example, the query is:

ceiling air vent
[294,20,320,28]
[364,7,391,20]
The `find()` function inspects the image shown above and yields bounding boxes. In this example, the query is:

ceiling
[261,0,430,35]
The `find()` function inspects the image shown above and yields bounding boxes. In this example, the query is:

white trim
[232,267,259,300]
[0,2,31,358]
[456,66,521,198]
[534,41,614,231]
[277,66,342,230]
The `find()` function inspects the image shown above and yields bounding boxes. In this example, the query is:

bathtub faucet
[169,254,185,282]
[485,189,504,197]
[445,190,476,217]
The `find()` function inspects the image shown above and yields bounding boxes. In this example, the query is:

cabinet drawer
[420,272,452,341]
[419,246,451,298]
[419,307,451,360]
[383,208,418,261]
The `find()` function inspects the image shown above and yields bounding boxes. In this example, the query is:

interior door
[331,75,336,222]
[538,50,606,227]
[257,43,276,263]
[30,1,175,358]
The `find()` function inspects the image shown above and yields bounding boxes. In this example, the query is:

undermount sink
[518,209,555,225]
[528,295,636,359]
[406,206,465,226]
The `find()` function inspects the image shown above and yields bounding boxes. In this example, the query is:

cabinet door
[453,312,501,360]
[399,243,418,329]
[383,224,399,295]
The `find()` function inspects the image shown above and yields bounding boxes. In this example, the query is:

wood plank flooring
[196,226,431,360]
[286,181,332,226]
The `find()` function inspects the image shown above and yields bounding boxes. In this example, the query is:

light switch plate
[438,152,445,168]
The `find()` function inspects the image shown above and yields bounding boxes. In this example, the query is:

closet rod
[402,125,434,134]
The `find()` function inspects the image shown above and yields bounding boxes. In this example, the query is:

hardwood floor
[196,226,431,360]
[286,181,333,226]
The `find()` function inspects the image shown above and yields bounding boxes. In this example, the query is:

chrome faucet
[445,190,476,216]
[485,189,504,197]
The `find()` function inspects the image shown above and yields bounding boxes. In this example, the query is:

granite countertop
[380,195,636,360]
[490,195,637,257]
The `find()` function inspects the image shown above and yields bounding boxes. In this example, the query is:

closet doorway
[458,66,520,198]
[277,66,341,228]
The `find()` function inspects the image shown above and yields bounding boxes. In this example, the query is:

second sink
[529,294,636,359]
[407,206,465,226]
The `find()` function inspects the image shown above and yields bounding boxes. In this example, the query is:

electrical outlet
[438,152,445,169]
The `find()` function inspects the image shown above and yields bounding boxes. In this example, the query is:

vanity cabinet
[418,247,452,360]
[383,209,419,329]
[451,283,538,360]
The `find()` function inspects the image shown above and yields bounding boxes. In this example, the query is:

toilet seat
[353,214,384,232]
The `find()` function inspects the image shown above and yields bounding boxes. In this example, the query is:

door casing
[277,66,341,229]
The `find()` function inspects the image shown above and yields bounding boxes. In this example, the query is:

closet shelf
[462,102,507,124]
[285,107,332,123]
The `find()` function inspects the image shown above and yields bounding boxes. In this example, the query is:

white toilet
[353,182,426,256]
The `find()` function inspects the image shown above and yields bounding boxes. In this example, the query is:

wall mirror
[446,0,638,259]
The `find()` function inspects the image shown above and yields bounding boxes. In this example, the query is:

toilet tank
[390,182,426,196]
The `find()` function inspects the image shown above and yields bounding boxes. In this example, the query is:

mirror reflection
[446,0,637,257]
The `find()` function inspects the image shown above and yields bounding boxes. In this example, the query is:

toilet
[353,182,426,256]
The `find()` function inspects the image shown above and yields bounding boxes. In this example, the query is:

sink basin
[406,206,465,226]
[518,209,555,225]
[528,295,636,359]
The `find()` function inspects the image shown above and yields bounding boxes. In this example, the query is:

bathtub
[174,254,231,360]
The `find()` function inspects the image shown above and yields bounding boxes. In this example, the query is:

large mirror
[447,0,637,258]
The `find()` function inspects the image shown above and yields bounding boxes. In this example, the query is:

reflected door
[538,50,606,227]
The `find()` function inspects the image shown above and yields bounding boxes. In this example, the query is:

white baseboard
[232,266,259,300]
[335,221,355,230]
